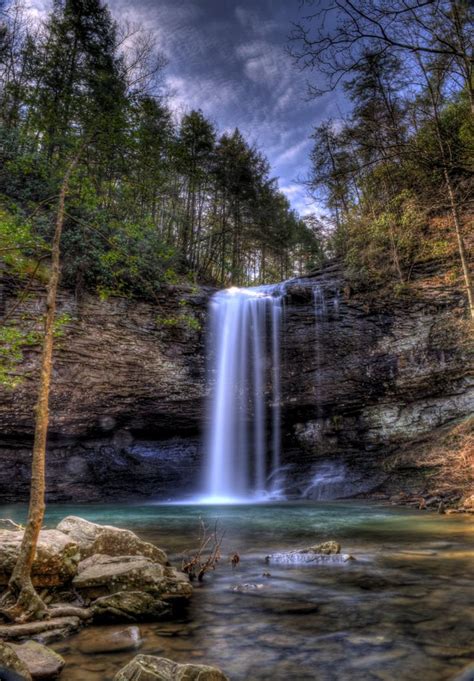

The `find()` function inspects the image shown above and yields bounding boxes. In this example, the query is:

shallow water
[2,502,473,681]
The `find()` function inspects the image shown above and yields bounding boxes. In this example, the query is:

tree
[0,150,80,621]
[294,0,473,310]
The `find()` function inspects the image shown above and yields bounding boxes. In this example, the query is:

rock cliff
[0,261,472,503]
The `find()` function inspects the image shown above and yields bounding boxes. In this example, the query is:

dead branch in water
[182,519,225,582]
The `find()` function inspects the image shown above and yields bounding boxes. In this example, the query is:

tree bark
[1,153,80,622]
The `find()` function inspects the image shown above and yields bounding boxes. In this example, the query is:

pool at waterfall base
[2,501,473,681]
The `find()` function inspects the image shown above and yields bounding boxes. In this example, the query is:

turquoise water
[2,502,473,680]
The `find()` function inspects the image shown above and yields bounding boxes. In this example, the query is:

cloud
[274,139,311,166]
[235,6,278,37]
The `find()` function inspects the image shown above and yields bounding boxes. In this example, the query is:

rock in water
[265,540,351,565]
[91,591,170,622]
[57,517,167,564]
[76,626,142,654]
[10,642,65,680]
[0,643,32,681]
[113,655,229,681]
[0,530,79,587]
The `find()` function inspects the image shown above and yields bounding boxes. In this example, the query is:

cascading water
[202,285,284,503]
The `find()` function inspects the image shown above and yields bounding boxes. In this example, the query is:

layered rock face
[0,281,208,502]
[279,263,473,499]
[0,262,472,502]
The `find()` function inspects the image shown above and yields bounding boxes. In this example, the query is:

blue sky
[29,0,347,217]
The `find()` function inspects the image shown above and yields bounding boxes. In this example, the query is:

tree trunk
[444,169,474,320]
[1,154,79,622]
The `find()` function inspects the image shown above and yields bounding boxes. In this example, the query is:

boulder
[0,531,79,587]
[113,655,229,681]
[91,591,170,622]
[57,517,167,564]
[73,555,192,601]
[265,541,354,565]
[10,642,64,680]
[0,642,32,681]
[76,626,142,654]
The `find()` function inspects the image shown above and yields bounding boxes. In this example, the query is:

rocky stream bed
[0,502,473,681]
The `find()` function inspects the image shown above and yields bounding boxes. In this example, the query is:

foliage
[0,0,320,294]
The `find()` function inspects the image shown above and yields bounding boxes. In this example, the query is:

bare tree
[290,0,474,113]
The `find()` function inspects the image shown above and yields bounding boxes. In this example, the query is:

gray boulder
[113,655,229,681]
[57,517,167,564]
[73,555,192,601]
[0,530,79,587]
[0,642,32,681]
[91,591,170,622]
[10,641,64,680]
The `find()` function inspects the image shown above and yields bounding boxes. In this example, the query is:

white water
[202,285,284,503]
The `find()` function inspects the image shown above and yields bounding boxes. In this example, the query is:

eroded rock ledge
[0,261,472,503]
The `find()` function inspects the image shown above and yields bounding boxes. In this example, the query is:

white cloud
[274,139,311,166]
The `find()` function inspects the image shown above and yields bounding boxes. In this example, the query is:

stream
[2,501,473,681]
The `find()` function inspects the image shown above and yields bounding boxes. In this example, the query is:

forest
[292,0,473,309]
[0,0,321,303]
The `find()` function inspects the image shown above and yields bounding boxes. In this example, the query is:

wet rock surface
[113,654,229,681]
[265,540,355,565]
[75,626,142,655]
[91,591,170,623]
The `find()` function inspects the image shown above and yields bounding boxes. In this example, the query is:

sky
[28,0,347,217]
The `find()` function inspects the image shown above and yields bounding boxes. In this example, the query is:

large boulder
[73,555,192,601]
[0,530,79,587]
[113,655,229,681]
[91,591,170,622]
[0,642,32,681]
[10,642,64,680]
[57,517,167,564]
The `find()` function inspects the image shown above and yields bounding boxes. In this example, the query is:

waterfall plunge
[202,285,284,503]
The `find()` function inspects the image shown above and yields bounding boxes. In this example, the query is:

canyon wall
[0,262,472,503]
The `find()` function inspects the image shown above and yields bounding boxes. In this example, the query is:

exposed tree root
[48,604,93,620]
[0,615,82,640]
[0,578,48,624]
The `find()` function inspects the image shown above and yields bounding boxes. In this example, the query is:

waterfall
[203,285,284,502]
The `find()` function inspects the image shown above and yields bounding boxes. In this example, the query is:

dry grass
[387,416,474,500]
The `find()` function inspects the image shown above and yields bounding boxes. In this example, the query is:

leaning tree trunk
[1,156,79,622]
[444,169,474,321]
